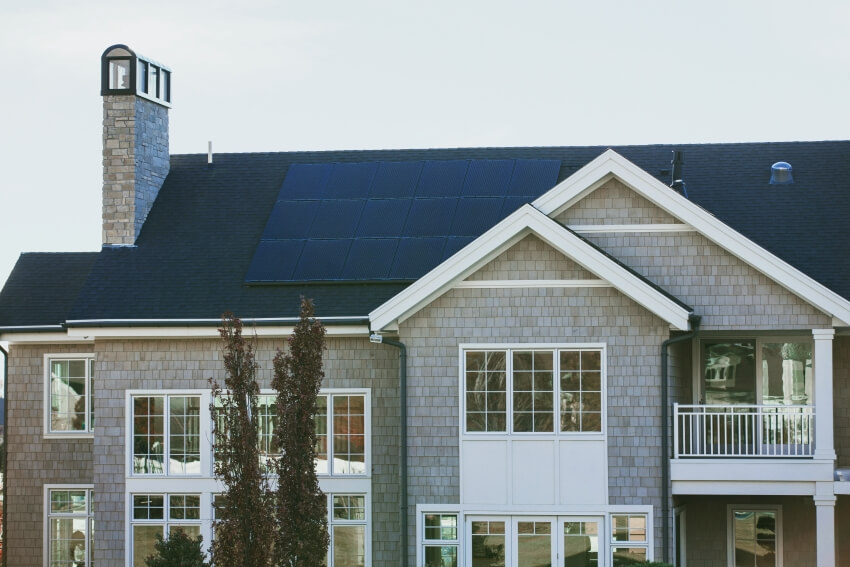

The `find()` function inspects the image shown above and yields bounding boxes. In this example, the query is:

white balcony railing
[674,404,815,458]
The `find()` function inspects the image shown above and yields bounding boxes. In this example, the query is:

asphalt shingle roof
[1,142,848,327]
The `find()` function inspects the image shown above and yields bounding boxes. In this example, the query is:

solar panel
[261,200,319,240]
[280,163,332,199]
[325,162,378,199]
[415,160,469,198]
[370,161,423,198]
[245,240,305,282]
[293,240,351,281]
[340,239,398,279]
[309,200,365,238]
[507,159,561,196]
[389,237,446,279]
[246,158,562,282]
[450,197,505,237]
[356,200,411,238]
[462,160,513,197]
[404,198,457,237]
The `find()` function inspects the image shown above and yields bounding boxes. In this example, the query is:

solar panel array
[246,159,562,283]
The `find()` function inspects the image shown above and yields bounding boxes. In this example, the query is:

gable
[555,178,681,226]
[464,235,597,282]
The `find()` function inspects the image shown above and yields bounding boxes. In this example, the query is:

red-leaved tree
[272,298,329,566]
[210,314,274,567]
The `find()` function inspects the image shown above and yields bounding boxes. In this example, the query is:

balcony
[674,404,815,458]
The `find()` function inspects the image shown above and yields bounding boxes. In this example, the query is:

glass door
[561,517,602,567]
[514,517,555,567]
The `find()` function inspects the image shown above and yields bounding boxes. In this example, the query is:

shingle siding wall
[465,234,596,280]
[833,337,850,467]
[556,179,679,225]
[399,286,671,562]
[91,336,400,565]
[5,344,94,567]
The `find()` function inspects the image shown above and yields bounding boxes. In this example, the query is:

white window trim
[126,490,208,567]
[316,389,372,479]
[693,336,813,405]
[125,389,211,479]
[726,504,782,567]
[417,504,462,567]
[44,484,94,567]
[43,353,95,438]
[328,491,372,567]
[459,343,607,438]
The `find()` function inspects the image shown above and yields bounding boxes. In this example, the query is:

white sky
[1,0,849,288]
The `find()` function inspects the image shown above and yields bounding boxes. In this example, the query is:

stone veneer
[102,95,169,245]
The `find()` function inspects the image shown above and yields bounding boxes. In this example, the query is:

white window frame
[317,389,372,478]
[44,353,95,438]
[417,505,462,567]
[694,336,813,405]
[126,390,208,477]
[328,492,371,567]
[128,491,204,567]
[460,343,607,437]
[610,512,651,565]
[726,504,782,567]
[44,484,94,567]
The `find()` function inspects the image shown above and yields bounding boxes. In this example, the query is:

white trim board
[534,149,850,325]
[369,204,692,331]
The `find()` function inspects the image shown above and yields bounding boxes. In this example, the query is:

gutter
[65,316,370,328]
[0,342,6,567]
[660,313,701,564]
[370,333,408,567]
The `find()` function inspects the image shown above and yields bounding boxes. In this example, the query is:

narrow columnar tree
[210,313,274,567]
[272,298,329,567]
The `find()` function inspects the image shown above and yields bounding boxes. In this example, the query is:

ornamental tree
[272,298,330,567]
[209,313,274,567]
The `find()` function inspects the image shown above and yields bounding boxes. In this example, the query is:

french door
[468,516,602,567]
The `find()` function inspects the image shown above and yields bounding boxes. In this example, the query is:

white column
[813,329,836,461]
[814,489,836,567]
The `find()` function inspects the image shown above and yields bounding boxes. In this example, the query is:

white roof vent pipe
[770,161,793,184]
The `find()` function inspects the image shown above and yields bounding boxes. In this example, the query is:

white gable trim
[369,205,692,331]
[534,149,850,326]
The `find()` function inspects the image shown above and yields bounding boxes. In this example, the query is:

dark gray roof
[1,142,848,328]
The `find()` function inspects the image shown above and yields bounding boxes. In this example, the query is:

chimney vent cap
[769,161,793,185]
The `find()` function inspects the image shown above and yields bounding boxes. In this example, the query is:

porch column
[813,329,836,461]
[814,490,836,567]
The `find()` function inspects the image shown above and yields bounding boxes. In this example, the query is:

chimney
[100,44,171,246]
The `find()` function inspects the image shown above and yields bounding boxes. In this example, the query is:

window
[330,494,368,567]
[470,520,505,566]
[701,339,812,406]
[728,506,780,567]
[46,355,94,435]
[131,493,201,567]
[46,487,93,567]
[564,521,599,567]
[422,514,458,567]
[316,393,368,475]
[464,347,604,434]
[132,395,201,475]
[611,514,648,566]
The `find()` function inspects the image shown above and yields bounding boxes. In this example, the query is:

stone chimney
[100,44,171,245]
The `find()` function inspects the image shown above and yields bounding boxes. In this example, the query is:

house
[0,43,849,567]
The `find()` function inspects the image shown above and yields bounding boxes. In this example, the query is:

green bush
[144,531,209,567]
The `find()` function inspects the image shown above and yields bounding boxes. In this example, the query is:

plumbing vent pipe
[670,151,688,198]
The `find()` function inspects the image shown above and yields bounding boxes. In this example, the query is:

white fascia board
[63,324,371,340]
[369,204,691,331]
[0,332,87,344]
[534,149,850,325]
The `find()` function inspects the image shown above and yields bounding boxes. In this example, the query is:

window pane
[137,60,148,93]
[425,514,457,541]
[564,521,599,567]
[257,395,279,472]
[133,494,164,520]
[333,494,366,521]
[471,521,505,567]
[49,517,88,567]
[703,341,756,405]
[517,521,551,567]
[50,359,88,431]
[512,351,554,433]
[315,395,329,474]
[466,351,507,432]
[332,395,366,474]
[424,545,457,567]
[169,396,201,474]
[560,350,603,432]
[133,525,162,567]
[109,59,130,89]
[170,494,201,520]
[612,547,646,566]
[333,525,366,567]
[762,342,812,405]
[133,397,165,474]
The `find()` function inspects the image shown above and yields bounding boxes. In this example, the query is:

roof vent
[770,161,793,185]
[670,151,688,197]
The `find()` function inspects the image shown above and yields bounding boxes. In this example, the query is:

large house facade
[1,44,849,567]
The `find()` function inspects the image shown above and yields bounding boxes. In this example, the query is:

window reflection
[703,341,756,405]
[762,343,812,405]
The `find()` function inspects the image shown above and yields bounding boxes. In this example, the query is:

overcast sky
[1,0,849,288]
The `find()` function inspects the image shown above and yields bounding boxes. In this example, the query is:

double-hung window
[329,494,369,567]
[464,346,604,434]
[46,486,94,567]
[611,513,648,565]
[45,354,94,435]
